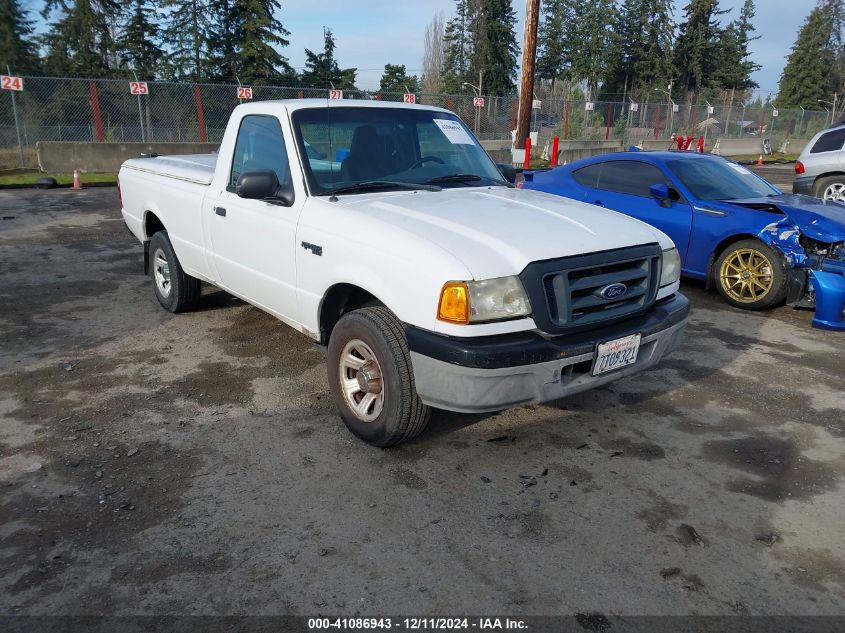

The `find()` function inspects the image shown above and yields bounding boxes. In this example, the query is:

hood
[335,187,671,279]
[730,194,845,243]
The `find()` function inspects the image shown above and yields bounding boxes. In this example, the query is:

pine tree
[379,64,419,94]
[119,0,163,79]
[710,0,759,92]
[0,0,40,73]
[41,0,119,75]
[440,0,472,93]
[469,0,519,95]
[569,0,616,97]
[161,0,213,81]
[299,28,356,90]
[778,1,841,108]
[537,0,575,83]
[673,0,729,97]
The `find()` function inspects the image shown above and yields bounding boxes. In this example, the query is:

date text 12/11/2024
[307,617,528,630]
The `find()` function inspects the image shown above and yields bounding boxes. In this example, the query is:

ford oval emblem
[597,282,628,300]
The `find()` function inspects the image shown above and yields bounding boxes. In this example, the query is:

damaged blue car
[522,151,845,326]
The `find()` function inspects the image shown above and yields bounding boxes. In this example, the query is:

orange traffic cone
[757,155,763,166]
[72,169,83,190]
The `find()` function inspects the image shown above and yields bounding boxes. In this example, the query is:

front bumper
[793,176,814,196]
[407,294,689,413]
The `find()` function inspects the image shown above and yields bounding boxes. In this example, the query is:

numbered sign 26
[403,93,416,104]
[237,86,253,100]
[329,89,343,100]
[473,96,485,108]
[130,81,149,95]
[1,75,24,91]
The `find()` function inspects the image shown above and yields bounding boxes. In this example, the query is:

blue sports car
[522,151,845,313]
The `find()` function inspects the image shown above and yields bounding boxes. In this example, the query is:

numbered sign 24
[329,89,343,100]
[403,93,416,104]
[237,86,253,100]
[473,96,485,108]
[1,75,23,91]
[130,81,149,95]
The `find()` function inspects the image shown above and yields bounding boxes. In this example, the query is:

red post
[697,135,705,152]
[298,90,304,99]
[676,135,685,150]
[447,98,454,111]
[89,80,105,142]
[550,136,559,166]
[524,137,531,169]
[193,85,207,143]
[605,104,612,140]
[563,102,571,139]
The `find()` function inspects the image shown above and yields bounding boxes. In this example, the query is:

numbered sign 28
[473,96,485,108]
[1,75,23,91]
[403,93,416,104]
[237,86,253,100]
[130,81,149,95]
[329,89,343,100]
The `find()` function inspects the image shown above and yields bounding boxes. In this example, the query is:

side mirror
[497,163,517,184]
[650,183,679,207]
[237,170,295,206]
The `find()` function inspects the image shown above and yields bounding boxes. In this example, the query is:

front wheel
[714,239,787,310]
[327,307,431,447]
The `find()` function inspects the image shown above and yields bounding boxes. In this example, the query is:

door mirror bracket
[649,183,680,207]
[237,170,295,207]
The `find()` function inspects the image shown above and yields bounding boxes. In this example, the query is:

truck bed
[121,154,218,185]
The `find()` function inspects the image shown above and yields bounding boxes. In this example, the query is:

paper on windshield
[433,119,474,145]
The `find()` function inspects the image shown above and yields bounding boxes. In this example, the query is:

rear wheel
[813,175,845,201]
[714,239,787,310]
[149,231,201,313]
[327,307,430,447]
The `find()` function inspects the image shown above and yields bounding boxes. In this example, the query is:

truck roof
[234,98,453,115]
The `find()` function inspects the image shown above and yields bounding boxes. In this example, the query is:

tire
[713,239,788,310]
[812,175,845,202]
[327,307,431,447]
[148,231,201,313]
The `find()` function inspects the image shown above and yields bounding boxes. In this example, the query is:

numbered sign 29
[130,81,149,95]
[403,93,416,104]
[1,75,23,91]
[237,86,253,100]
[329,89,343,100]
[473,96,485,108]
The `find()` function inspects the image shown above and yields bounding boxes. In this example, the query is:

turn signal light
[438,282,470,324]
[795,161,805,175]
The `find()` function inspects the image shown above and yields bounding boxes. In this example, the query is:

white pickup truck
[119,99,689,446]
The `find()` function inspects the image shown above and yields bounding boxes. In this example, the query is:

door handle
[214,206,226,217]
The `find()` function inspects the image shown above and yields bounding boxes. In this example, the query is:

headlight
[438,276,531,324]
[660,247,681,286]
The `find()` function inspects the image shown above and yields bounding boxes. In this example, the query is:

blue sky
[26,0,813,94]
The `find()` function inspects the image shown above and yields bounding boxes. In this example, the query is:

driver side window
[593,160,669,198]
[230,115,290,188]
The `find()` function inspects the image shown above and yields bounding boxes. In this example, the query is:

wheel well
[319,284,383,345]
[706,233,760,288]
[144,211,165,240]
[813,172,845,187]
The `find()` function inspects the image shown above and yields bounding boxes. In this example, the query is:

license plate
[592,333,641,376]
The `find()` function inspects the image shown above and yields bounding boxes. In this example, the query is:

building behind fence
[1,76,838,169]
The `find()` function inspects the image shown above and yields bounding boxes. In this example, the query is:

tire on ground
[713,238,788,310]
[148,230,201,313]
[812,175,845,201]
[327,306,431,447]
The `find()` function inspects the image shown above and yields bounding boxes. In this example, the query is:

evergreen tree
[41,0,119,75]
[119,0,163,79]
[710,0,759,92]
[569,0,616,97]
[379,64,419,94]
[0,0,40,73]
[440,0,472,93]
[161,0,213,81]
[537,0,575,83]
[469,0,519,95]
[299,28,357,90]
[778,1,841,108]
[673,0,729,97]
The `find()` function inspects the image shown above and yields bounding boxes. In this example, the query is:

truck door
[206,114,303,321]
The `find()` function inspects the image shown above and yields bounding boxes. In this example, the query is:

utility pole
[515,0,540,151]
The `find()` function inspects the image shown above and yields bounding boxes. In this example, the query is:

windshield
[291,106,507,194]
[665,158,781,201]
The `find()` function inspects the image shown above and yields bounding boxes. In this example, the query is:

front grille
[520,244,662,335]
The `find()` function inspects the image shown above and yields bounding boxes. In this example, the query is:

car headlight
[660,247,681,287]
[438,276,531,324]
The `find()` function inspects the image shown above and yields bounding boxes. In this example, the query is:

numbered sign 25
[329,89,343,100]
[403,93,416,104]
[1,75,24,91]
[130,81,149,95]
[237,86,253,100]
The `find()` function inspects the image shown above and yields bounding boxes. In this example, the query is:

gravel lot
[1,185,844,619]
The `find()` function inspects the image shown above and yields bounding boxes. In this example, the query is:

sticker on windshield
[433,119,474,145]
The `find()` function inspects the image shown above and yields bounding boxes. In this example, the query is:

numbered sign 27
[1,75,24,91]
[403,93,416,104]
[473,96,485,108]
[237,86,253,100]
[130,81,149,95]
[329,89,343,100]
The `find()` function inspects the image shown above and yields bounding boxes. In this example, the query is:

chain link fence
[1,76,838,169]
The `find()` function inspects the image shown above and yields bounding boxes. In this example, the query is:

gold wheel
[718,247,774,304]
